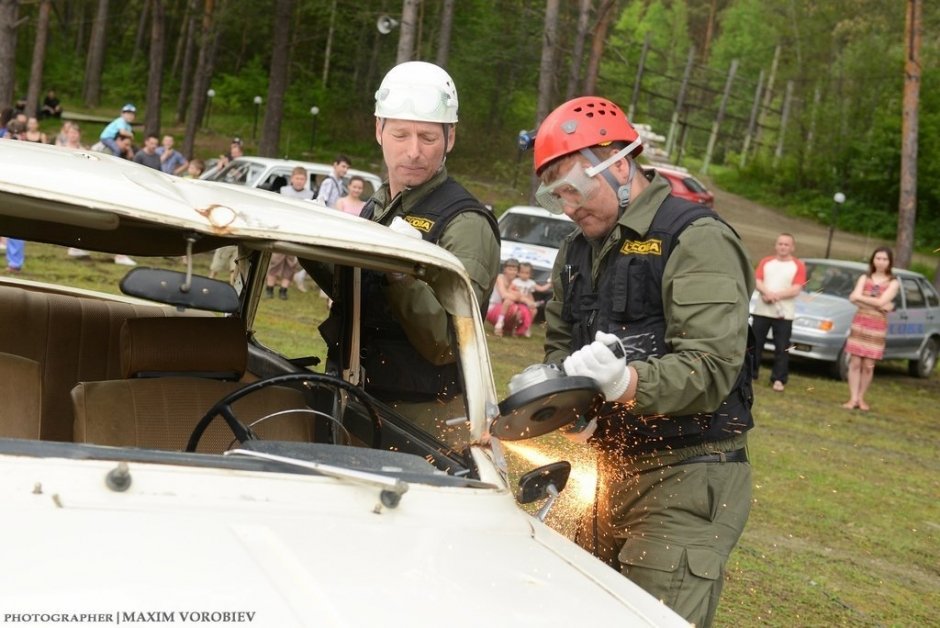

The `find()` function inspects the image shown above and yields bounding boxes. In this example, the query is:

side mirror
[517,461,571,522]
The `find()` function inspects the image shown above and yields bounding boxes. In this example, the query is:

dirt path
[712,187,935,269]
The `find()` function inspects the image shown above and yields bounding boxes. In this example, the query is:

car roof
[226,156,382,187]
[803,258,924,279]
[0,142,455,274]
[500,205,573,222]
[649,164,704,182]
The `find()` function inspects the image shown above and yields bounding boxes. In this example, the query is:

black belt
[675,448,748,466]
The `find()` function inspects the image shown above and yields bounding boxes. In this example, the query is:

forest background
[0,0,937,277]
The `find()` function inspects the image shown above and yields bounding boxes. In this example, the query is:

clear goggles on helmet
[535,139,642,214]
[375,84,455,120]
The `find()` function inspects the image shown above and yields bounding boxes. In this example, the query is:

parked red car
[652,165,715,208]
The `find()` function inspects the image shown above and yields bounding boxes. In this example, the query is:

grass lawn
[9,232,939,627]
[488,322,940,627]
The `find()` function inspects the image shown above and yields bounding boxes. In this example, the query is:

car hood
[794,291,856,317]
[751,291,856,318]
[1,454,685,626]
[501,240,560,271]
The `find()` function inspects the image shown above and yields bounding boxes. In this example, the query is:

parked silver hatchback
[751,258,940,379]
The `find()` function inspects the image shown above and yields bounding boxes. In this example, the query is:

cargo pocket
[618,538,684,604]
[620,539,724,615]
[685,547,723,582]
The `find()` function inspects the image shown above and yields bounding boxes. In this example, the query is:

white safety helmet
[374,61,459,124]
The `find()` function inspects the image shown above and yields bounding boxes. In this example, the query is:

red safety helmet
[534,97,643,175]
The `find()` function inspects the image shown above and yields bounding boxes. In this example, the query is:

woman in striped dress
[842,247,899,411]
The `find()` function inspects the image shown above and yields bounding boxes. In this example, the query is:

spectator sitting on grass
[41,90,63,119]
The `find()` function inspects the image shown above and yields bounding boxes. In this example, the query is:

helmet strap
[617,160,637,208]
[579,139,641,208]
[578,148,620,192]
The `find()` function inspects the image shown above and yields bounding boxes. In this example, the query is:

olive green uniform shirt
[369,168,500,365]
[544,171,755,417]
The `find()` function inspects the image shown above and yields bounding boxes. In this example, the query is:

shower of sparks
[503,439,597,536]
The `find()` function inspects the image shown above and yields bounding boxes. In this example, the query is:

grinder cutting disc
[492,375,600,441]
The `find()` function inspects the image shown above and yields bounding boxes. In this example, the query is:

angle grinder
[490,337,625,441]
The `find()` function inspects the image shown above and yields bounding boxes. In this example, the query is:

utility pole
[628,33,650,121]
[702,59,738,174]
[665,48,695,158]
[773,80,794,168]
[753,44,781,158]
[896,0,921,270]
[740,69,764,168]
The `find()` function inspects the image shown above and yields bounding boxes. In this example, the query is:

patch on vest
[620,238,662,255]
[405,216,434,233]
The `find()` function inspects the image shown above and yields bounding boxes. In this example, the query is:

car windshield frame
[206,161,267,187]
[0,142,497,484]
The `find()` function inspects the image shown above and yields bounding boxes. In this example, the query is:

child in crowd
[486,258,533,337]
[510,262,551,337]
[183,159,205,178]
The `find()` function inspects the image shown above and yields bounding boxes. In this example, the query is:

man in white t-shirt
[751,233,806,392]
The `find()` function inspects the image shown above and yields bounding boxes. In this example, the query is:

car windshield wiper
[224,448,409,512]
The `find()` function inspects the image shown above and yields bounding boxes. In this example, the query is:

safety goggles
[375,85,454,118]
[535,139,642,214]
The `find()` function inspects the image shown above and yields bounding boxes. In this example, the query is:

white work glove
[563,331,631,402]
[389,216,422,240]
[562,417,597,444]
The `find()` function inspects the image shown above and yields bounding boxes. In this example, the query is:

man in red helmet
[533,96,756,626]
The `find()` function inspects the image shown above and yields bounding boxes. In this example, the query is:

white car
[202,155,383,200]
[497,205,577,283]
[0,142,685,625]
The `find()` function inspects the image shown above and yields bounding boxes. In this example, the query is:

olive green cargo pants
[576,446,751,627]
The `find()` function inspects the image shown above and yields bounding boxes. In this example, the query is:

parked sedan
[652,165,714,207]
[497,205,577,284]
[751,258,940,379]
[0,141,685,625]
[202,156,382,201]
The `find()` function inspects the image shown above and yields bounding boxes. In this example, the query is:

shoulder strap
[361,178,499,245]
[414,178,499,244]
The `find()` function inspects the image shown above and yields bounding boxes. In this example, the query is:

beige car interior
[0,284,314,452]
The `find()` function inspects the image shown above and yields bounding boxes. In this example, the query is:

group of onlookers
[486,258,550,338]
[1,100,207,271]
[263,155,368,299]
[751,233,899,411]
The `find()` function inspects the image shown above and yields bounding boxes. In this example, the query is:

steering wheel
[185,372,384,452]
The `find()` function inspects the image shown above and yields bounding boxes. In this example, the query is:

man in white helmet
[316,62,499,428]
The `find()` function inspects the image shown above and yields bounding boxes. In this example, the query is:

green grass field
[488,323,940,627]
[9,235,939,627]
